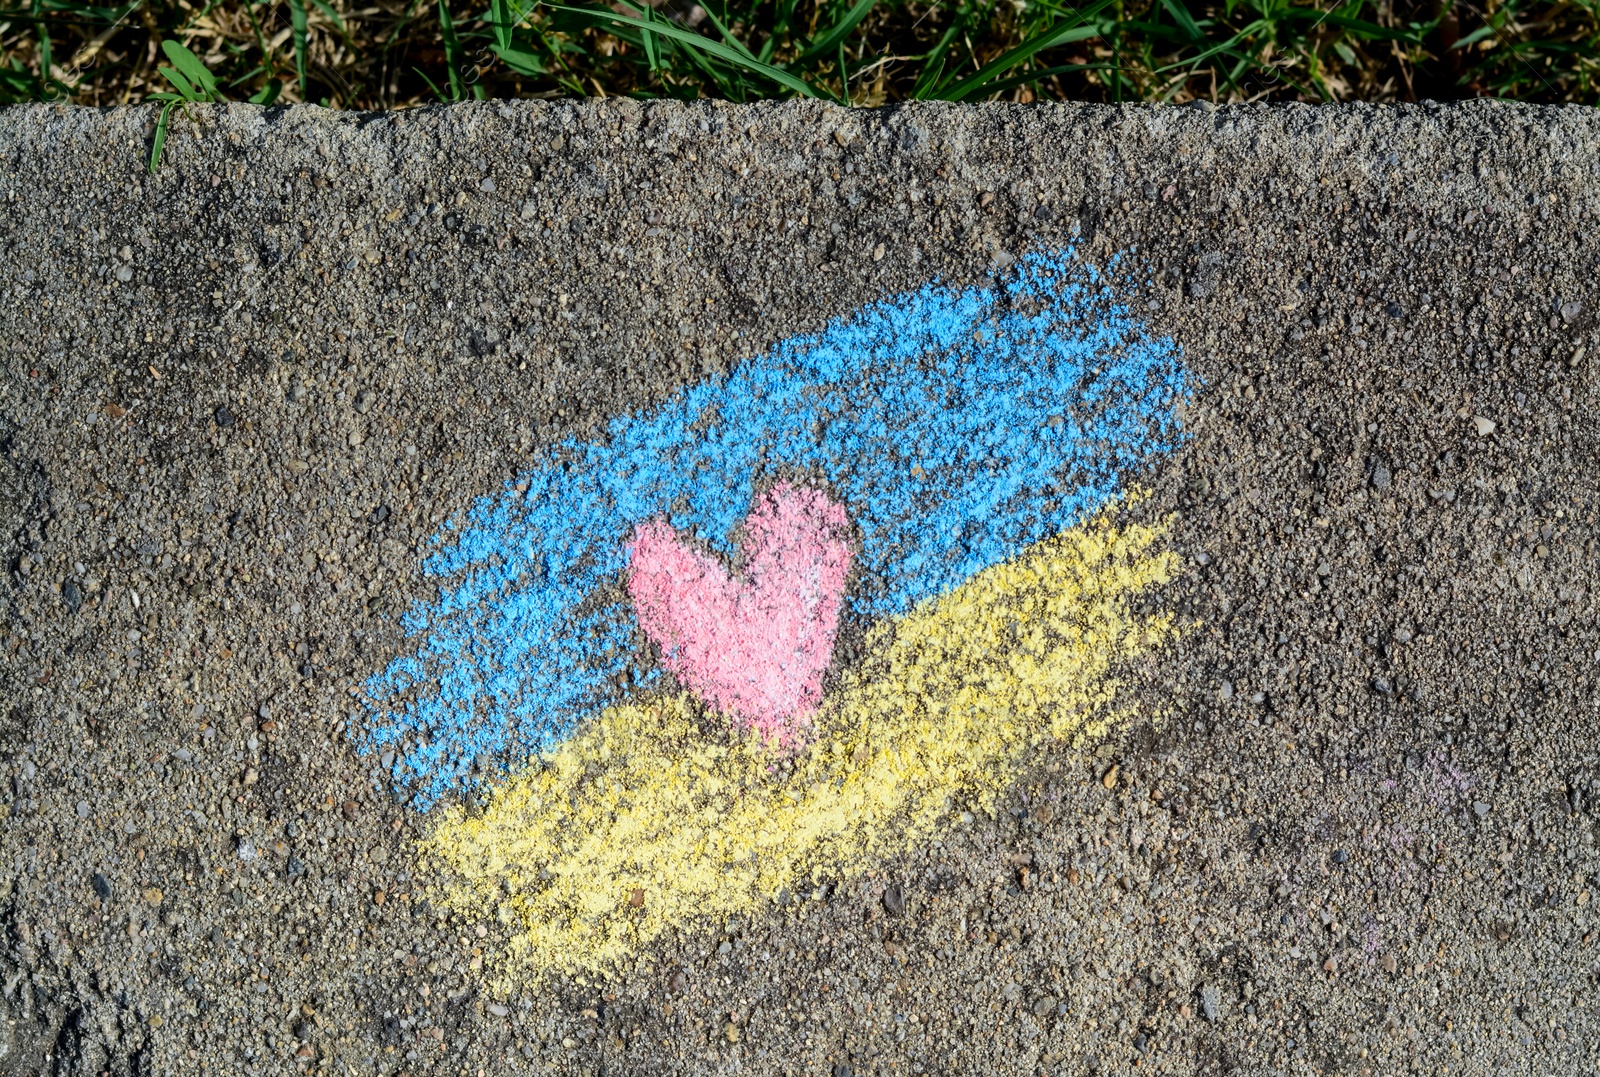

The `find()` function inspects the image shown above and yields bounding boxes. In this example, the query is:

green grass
[1,0,1597,115]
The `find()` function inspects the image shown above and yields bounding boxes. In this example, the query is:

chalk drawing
[355,246,1196,980]
[360,248,1190,808]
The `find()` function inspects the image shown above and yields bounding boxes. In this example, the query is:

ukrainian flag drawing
[358,248,1193,980]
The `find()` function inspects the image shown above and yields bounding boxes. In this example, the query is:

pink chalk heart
[626,482,852,744]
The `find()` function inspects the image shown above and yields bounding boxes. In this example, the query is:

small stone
[1188,251,1225,298]
[61,580,82,613]
[480,177,496,193]
[833,1066,854,1077]
[1472,416,1496,436]
[1369,463,1391,491]
[1133,1032,1148,1053]
[629,888,645,908]
[148,1014,163,1028]
[1333,849,1348,864]
[488,1003,510,1017]
[1579,890,1591,906]
[214,405,236,428]
[1474,801,1492,818]
[1372,677,1392,695]
[1200,983,1219,1021]
[116,264,134,283]
[286,856,305,879]
[1031,995,1056,1017]
[1561,299,1583,324]
[143,887,163,905]
[355,390,375,414]
[724,1023,740,1043]
[76,800,90,819]
[1382,953,1398,974]
[882,883,906,917]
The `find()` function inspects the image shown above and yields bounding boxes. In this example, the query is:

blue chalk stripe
[359,247,1191,808]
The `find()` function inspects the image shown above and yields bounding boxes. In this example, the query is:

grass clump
[1,0,1597,112]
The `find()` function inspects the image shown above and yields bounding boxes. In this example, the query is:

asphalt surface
[2,98,1600,1076]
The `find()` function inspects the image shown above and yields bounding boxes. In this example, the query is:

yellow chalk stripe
[424,513,1180,981]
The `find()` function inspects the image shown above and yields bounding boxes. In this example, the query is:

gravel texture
[2,98,1600,1075]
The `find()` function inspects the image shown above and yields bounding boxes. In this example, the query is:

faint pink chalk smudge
[627,482,852,745]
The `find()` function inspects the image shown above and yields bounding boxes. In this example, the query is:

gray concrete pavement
[2,99,1600,1075]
